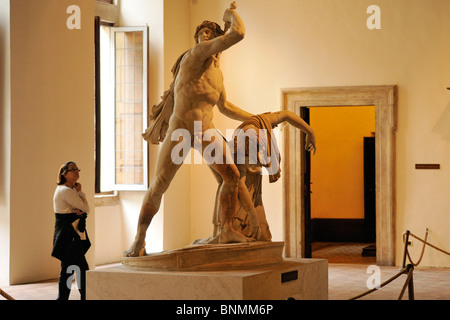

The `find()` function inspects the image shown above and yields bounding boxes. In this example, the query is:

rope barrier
[349,264,415,300]
[402,229,450,268]
[403,229,428,267]
[350,228,449,300]
[0,288,15,300]
[404,229,450,263]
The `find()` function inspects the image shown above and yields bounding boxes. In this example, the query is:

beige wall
[310,106,375,219]
[0,0,11,286]
[2,0,95,285]
[186,0,450,267]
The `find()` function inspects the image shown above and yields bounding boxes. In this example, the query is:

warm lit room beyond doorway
[308,106,376,264]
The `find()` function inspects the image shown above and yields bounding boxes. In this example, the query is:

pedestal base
[86,258,328,300]
[122,241,284,271]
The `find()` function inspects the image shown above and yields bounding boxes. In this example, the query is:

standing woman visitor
[51,161,91,300]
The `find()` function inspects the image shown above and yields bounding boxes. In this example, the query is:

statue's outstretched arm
[269,111,317,154]
[217,90,254,122]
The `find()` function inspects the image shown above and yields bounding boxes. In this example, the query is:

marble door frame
[281,85,397,266]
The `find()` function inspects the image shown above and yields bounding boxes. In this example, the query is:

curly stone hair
[194,20,225,44]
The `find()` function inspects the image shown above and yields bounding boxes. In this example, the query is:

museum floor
[1,243,449,300]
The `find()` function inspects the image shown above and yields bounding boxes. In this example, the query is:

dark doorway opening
[302,106,376,263]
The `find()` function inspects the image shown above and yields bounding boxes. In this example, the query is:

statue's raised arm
[192,2,245,60]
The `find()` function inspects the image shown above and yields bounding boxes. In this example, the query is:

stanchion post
[0,288,15,300]
[402,230,410,268]
[407,265,415,300]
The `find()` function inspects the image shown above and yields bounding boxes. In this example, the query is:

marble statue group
[124,2,316,258]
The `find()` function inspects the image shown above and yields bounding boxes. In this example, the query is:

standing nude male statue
[124,3,260,257]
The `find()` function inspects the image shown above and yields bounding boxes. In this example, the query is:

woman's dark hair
[56,161,76,185]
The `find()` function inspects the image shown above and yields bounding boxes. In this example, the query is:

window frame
[102,26,149,192]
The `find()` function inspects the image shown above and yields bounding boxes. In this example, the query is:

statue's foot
[123,240,146,257]
[191,234,220,245]
[245,224,261,240]
[219,225,255,244]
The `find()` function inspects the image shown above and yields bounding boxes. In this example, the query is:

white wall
[186,0,450,267]
[2,0,96,285]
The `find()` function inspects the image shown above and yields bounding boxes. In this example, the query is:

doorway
[281,86,397,266]
[303,106,376,263]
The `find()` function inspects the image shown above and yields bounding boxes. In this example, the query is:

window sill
[94,191,120,207]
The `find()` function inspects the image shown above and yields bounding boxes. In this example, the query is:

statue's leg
[124,135,186,257]
[207,165,223,237]
[202,131,254,243]
[236,174,261,239]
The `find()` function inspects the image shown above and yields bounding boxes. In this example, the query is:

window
[99,25,148,191]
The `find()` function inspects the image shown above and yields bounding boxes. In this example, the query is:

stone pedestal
[86,258,327,300]
[122,241,285,271]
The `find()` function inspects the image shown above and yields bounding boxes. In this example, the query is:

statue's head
[194,20,225,44]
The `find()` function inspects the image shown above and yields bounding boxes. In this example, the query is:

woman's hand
[74,208,84,216]
[74,182,82,192]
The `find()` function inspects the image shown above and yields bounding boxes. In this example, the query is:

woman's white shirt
[53,185,90,214]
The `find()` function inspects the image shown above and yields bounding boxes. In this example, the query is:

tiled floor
[0,264,118,301]
[328,263,450,300]
[313,242,449,300]
[1,243,449,300]
[2,279,80,300]
[312,241,377,264]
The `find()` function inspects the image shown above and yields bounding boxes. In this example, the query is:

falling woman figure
[201,111,316,244]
